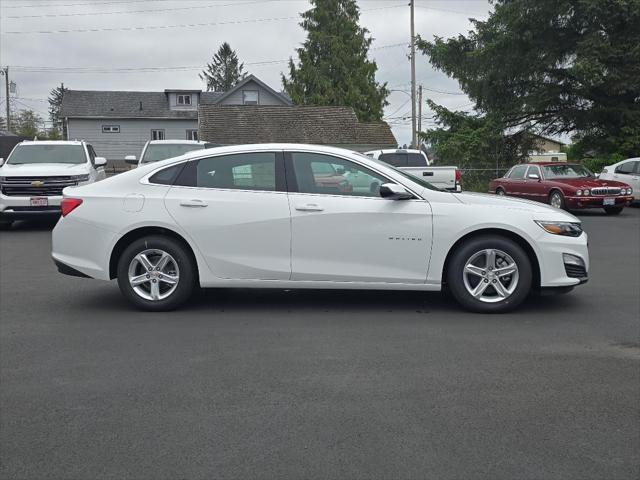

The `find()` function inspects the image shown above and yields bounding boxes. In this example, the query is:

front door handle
[179,199,208,208]
[295,203,324,212]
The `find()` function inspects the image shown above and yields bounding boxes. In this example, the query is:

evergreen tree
[13,109,44,138]
[200,42,246,92]
[418,0,640,156]
[282,0,388,122]
[48,82,68,138]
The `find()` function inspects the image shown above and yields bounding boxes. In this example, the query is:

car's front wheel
[549,190,565,209]
[116,235,196,311]
[446,236,533,313]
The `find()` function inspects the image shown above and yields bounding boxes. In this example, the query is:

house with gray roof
[198,105,396,152]
[60,75,292,162]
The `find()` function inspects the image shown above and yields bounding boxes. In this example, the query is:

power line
[4,0,275,19]
[2,0,179,9]
[2,3,405,35]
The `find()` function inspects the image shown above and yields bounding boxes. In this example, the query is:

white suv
[125,140,212,167]
[0,140,106,227]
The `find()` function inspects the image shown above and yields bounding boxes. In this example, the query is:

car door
[503,164,528,197]
[286,151,432,284]
[612,160,640,193]
[163,151,291,280]
[521,165,545,201]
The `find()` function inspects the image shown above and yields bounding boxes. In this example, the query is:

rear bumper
[53,258,92,278]
[564,195,634,209]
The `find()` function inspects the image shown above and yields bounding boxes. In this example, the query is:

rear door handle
[179,199,208,208]
[295,203,324,212]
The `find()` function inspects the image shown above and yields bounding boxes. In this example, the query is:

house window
[186,129,198,141]
[151,129,165,140]
[177,94,192,105]
[242,90,259,105]
[102,125,120,133]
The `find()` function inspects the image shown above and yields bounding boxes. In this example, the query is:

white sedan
[599,157,639,201]
[52,144,589,313]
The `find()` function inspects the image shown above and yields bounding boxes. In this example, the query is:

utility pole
[417,84,423,142]
[410,0,417,149]
[1,67,9,131]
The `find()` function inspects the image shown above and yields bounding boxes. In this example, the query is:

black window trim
[147,151,286,192]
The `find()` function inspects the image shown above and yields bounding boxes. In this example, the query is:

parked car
[125,140,212,167]
[489,162,634,215]
[0,140,106,228]
[365,149,461,192]
[598,157,639,203]
[52,144,589,314]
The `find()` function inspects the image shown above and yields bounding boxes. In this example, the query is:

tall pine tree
[282,0,388,122]
[48,82,68,138]
[200,43,247,92]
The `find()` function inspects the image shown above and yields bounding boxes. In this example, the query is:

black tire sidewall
[446,236,533,313]
[116,235,195,311]
[604,207,623,215]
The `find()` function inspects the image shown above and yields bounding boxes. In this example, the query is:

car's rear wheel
[0,220,13,230]
[446,236,532,313]
[604,206,624,215]
[496,188,506,196]
[549,190,565,209]
[116,235,195,311]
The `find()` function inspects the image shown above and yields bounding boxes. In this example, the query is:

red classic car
[489,162,634,214]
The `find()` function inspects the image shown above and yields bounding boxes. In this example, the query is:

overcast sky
[0,0,491,144]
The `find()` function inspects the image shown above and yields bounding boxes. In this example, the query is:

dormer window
[177,94,192,105]
[243,90,259,105]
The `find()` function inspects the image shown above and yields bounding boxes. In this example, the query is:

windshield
[354,152,442,191]
[7,144,86,165]
[542,164,594,179]
[141,144,205,163]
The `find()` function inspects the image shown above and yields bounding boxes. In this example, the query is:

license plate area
[603,198,615,206]
[30,197,49,207]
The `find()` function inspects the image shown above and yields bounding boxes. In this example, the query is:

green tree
[0,115,6,131]
[200,42,246,92]
[282,0,388,121]
[418,0,640,157]
[12,109,44,138]
[48,82,68,139]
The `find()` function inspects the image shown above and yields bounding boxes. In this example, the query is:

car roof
[18,140,84,146]
[525,162,579,166]
[146,140,207,145]
[365,148,423,154]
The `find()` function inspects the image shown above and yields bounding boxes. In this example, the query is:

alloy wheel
[462,249,519,303]
[127,249,180,301]
[550,192,563,209]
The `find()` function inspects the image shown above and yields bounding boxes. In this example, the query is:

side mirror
[0,158,4,166]
[125,155,137,165]
[527,173,540,181]
[94,156,107,167]
[379,183,413,200]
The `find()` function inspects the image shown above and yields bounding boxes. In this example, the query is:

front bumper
[564,195,634,209]
[535,230,589,288]
[0,194,63,220]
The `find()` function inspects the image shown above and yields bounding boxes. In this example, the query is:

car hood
[0,163,89,177]
[548,177,630,188]
[452,191,580,220]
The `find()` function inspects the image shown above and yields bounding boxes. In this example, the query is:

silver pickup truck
[365,149,461,192]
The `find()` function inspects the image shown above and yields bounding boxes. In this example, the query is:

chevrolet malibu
[52,144,589,313]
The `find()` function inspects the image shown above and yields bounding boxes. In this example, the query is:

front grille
[0,176,77,197]
[565,263,587,278]
[590,187,621,196]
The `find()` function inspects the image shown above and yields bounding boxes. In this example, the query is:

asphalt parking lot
[1,207,639,480]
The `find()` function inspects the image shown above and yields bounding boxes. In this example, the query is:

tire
[549,190,565,210]
[604,206,623,215]
[0,221,13,230]
[116,235,196,311]
[446,235,533,313]
[496,188,506,196]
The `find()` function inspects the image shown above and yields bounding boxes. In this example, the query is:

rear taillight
[455,169,462,184]
[60,197,83,217]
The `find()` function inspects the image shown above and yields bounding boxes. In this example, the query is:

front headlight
[583,189,590,196]
[628,188,633,195]
[576,189,582,196]
[73,174,90,182]
[535,220,583,237]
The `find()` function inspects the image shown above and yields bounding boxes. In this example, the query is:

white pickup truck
[365,149,461,192]
[0,140,106,228]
